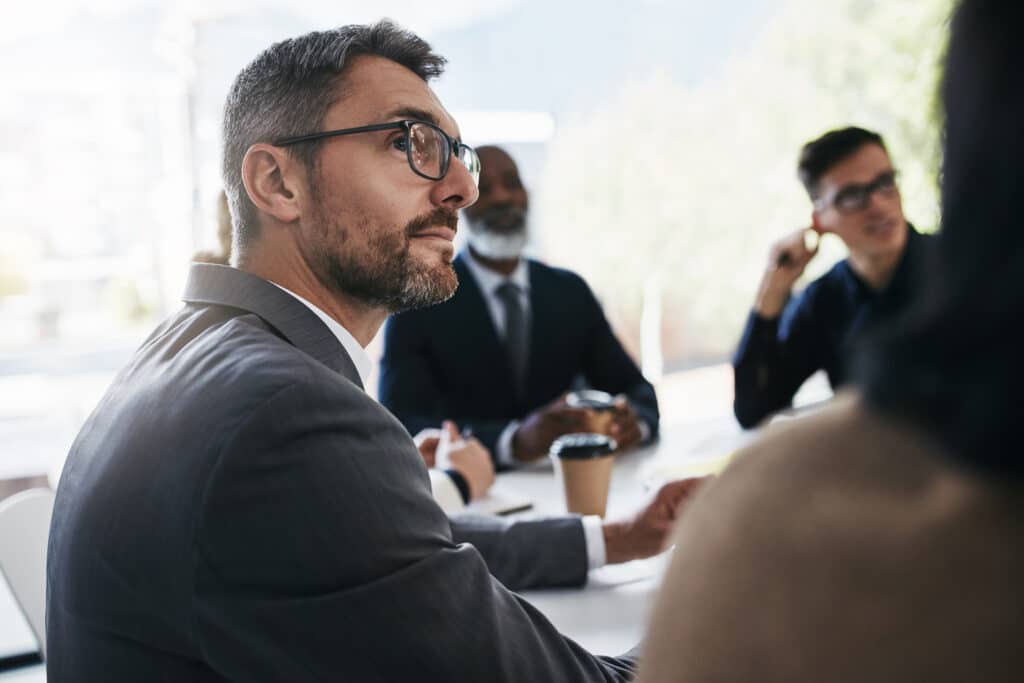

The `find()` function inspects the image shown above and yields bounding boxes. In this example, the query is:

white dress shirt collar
[270,283,374,389]
[462,248,530,296]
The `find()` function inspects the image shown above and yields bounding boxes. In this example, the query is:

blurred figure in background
[191,190,233,265]
[380,145,659,467]
[417,420,495,512]
[641,1,1024,679]
[733,126,934,428]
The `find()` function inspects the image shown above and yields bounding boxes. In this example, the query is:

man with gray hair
[46,21,698,681]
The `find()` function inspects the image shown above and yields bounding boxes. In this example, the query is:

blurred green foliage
[0,250,30,297]
[104,278,155,324]
[538,0,954,366]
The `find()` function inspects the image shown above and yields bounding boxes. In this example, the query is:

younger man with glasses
[733,126,934,428]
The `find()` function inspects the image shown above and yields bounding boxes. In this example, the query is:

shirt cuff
[637,419,652,444]
[495,420,520,467]
[428,469,466,514]
[443,468,471,504]
[581,515,607,570]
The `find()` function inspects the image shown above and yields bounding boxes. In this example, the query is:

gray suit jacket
[47,263,638,682]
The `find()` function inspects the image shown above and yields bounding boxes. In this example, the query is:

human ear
[240,143,303,225]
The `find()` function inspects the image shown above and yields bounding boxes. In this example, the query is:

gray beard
[465,218,529,260]
[310,203,459,315]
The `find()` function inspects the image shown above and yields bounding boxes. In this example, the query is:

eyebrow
[838,169,897,191]
[382,106,461,140]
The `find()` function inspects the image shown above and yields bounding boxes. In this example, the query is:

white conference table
[0,414,765,681]
[501,415,759,656]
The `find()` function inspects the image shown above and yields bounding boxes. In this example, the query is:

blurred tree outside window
[537,0,952,376]
[0,0,956,484]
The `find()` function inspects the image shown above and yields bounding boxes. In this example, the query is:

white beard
[465,212,529,260]
[467,229,528,260]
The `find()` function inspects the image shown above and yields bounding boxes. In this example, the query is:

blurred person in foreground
[641,2,1024,680]
[733,126,935,428]
[380,145,659,467]
[46,21,702,681]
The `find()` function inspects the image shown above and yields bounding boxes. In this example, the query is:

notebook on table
[459,483,533,516]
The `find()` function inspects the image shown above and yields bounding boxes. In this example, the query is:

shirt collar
[270,283,374,389]
[462,248,530,295]
[839,222,922,301]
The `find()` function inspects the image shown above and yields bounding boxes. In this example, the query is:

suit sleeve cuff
[637,419,652,444]
[581,515,607,569]
[495,420,520,467]
[428,469,466,514]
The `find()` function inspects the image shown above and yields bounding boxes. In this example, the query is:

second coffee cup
[549,433,618,517]
[566,390,617,436]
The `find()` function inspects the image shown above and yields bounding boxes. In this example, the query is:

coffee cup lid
[566,389,616,411]
[549,433,618,459]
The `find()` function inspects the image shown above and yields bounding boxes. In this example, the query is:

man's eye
[391,135,408,152]
[836,189,864,208]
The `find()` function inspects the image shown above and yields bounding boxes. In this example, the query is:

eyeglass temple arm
[273,121,409,147]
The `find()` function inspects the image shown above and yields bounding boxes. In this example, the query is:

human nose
[866,186,893,213]
[431,154,479,210]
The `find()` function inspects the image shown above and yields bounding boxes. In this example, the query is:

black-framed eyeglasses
[273,119,481,185]
[816,170,899,214]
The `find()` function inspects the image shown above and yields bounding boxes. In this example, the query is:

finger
[660,477,705,503]
[804,228,821,256]
[621,426,643,447]
[413,428,442,447]
[609,418,637,436]
[418,436,441,452]
[550,394,570,409]
[552,407,592,424]
[442,420,460,441]
[611,410,640,432]
[810,212,826,235]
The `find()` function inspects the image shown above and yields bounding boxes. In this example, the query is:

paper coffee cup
[549,433,618,517]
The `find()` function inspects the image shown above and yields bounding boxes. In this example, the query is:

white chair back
[0,488,56,657]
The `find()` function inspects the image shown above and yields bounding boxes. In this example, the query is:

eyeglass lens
[835,172,897,212]
[406,122,481,185]
[409,123,446,179]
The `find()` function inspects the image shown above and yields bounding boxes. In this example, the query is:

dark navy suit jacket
[46,263,637,682]
[379,255,660,456]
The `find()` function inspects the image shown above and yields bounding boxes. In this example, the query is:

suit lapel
[525,260,552,400]
[182,263,364,389]
[453,255,519,396]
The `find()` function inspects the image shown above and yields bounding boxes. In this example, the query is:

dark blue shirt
[732,225,933,428]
